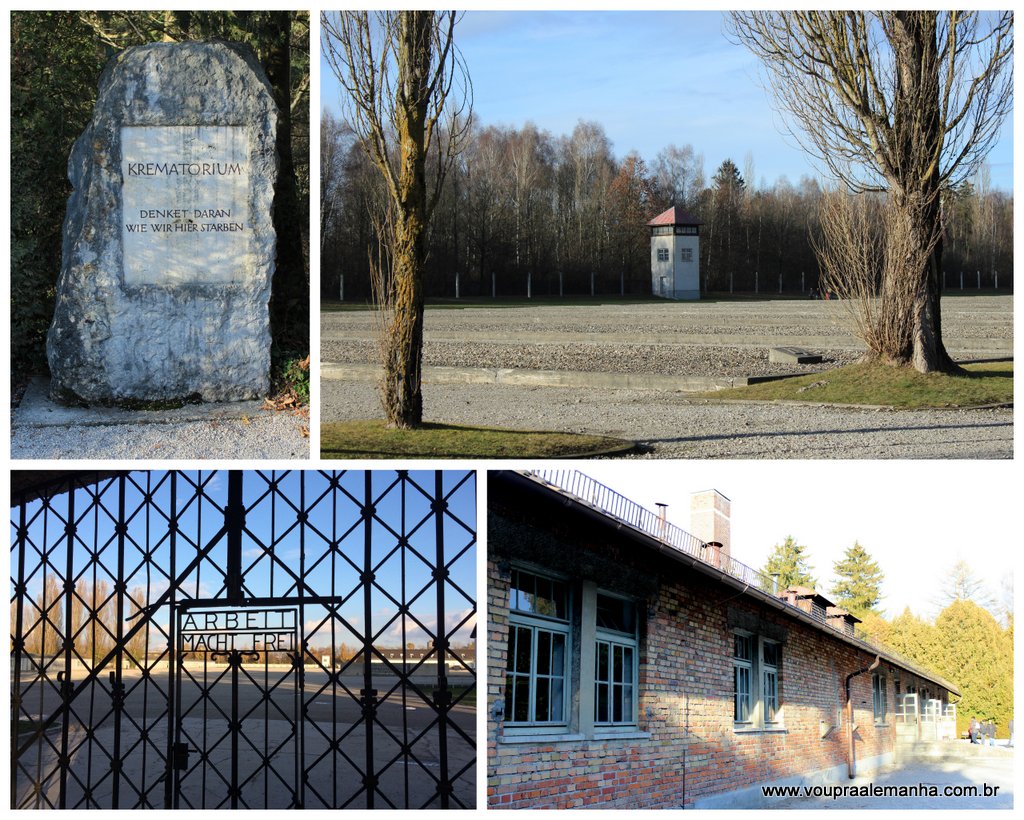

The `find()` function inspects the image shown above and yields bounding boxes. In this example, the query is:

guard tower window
[680,248,693,263]
[657,248,670,262]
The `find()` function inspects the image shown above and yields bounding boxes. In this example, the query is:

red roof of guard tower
[647,205,703,227]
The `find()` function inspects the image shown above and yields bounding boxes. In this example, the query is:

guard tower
[648,206,702,300]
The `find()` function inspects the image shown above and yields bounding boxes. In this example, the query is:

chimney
[690,489,731,564]
[655,502,668,540]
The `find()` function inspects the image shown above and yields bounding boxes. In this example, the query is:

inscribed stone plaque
[122,126,252,285]
[45,41,280,404]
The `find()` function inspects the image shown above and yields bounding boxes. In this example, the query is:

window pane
[613,644,623,682]
[514,626,532,674]
[596,641,609,682]
[550,677,564,722]
[623,646,634,684]
[764,669,777,721]
[551,632,565,675]
[512,675,530,722]
[596,594,635,633]
[596,681,608,723]
[504,673,514,720]
[623,679,633,721]
[735,666,750,721]
[536,630,551,675]
[613,684,623,723]
[763,642,779,667]
[536,677,550,722]
[734,634,751,660]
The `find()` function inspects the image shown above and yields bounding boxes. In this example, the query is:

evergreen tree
[831,540,884,616]
[933,599,1013,738]
[762,535,816,590]
[884,607,941,667]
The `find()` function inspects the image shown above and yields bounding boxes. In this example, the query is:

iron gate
[10,470,477,809]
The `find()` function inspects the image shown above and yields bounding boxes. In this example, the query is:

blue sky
[321,10,1014,191]
[579,461,1015,622]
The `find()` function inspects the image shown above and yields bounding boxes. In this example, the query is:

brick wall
[486,497,922,809]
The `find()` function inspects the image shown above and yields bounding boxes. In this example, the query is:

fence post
[977,270,981,290]
[755,271,759,293]
[995,270,999,290]
[559,270,563,297]
[620,270,625,296]
[960,271,964,290]
[527,271,531,299]
[590,271,595,296]
[455,270,460,299]
[801,271,805,292]
[491,272,496,299]
[339,274,344,302]
[778,273,782,294]
[730,271,733,294]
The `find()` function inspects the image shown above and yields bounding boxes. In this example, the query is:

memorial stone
[46,41,279,403]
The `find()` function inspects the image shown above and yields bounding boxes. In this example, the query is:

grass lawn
[701,360,1012,409]
[320,420,633,459]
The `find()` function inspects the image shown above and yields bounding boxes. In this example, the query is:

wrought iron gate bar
[11,470,476,810]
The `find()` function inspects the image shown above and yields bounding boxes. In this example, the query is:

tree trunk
[381,12,432,428]
[880,13,959,374]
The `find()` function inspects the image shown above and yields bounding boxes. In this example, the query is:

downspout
[845,655,881,779]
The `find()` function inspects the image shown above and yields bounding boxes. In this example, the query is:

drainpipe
[845,655,881,779]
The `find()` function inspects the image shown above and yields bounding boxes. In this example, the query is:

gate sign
[180,608,297,653]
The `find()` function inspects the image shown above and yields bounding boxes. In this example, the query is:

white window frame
[593,591,639,728]
[504,569,571,732]
[680,247,693,263]
[733,630,784,731]
[656,247,670,262]
[872,672,888,724]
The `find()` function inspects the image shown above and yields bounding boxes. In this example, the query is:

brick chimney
[690,489,731,564]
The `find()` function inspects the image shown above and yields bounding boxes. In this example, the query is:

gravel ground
[323,295,1012,346]
[321,296,1012,459]
[11,411,309,460]
[320,381,1012,459]
[324,339,862,378]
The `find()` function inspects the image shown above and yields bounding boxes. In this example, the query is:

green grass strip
[321,420,633,458]
[701,361,1012,409]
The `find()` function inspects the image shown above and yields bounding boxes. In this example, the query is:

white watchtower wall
[651,232,700,300]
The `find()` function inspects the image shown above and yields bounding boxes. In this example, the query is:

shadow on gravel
[644,419,1013,447]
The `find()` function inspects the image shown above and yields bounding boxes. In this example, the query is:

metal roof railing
[518,468,959,695]
[522,469,777,595]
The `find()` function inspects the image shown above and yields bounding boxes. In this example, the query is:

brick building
[487,470,959,809]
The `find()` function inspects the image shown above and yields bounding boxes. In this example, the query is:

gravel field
[325,340,862,378]
[322,295,1011,378]
[320,381,1012,459]
[321,295,1012,459]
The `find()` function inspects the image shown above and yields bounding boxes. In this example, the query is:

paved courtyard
[767,745,1013,809]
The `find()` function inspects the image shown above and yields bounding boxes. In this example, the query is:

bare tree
[729,11,1012,373]
[322,11,472,427]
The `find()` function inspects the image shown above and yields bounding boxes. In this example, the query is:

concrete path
[11,378,308,460]
[768,745,1013,809]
